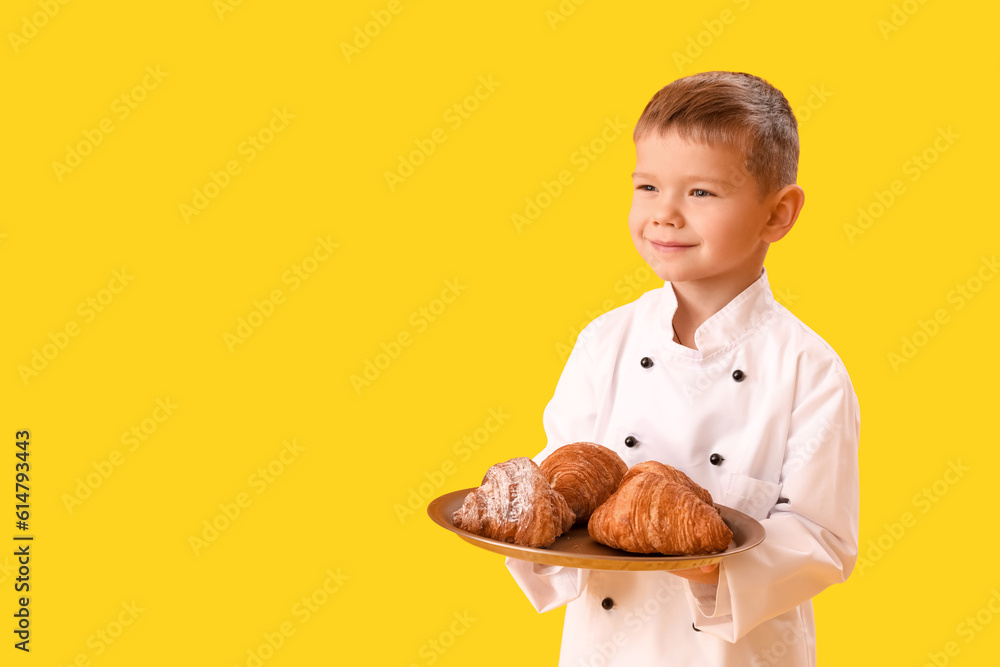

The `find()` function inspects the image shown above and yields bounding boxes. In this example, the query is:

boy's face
[629,129,777,290]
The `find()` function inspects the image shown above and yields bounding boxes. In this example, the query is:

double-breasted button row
[640,357,745,384]
[634,358,739,462]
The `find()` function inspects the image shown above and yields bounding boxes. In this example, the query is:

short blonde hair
[633,71,798,201]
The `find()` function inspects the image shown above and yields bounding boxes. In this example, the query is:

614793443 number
[16,431,30,532]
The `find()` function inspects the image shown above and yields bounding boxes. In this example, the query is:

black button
[692,622,701,632]
[710,453,724,466]
[732,370,745,382]
[625,436,637,448]
[601,597,614,610]
[640,357,653,368]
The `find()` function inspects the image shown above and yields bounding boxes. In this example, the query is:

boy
[505,71,860,666]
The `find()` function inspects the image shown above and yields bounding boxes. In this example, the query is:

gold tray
[428,488,765,571]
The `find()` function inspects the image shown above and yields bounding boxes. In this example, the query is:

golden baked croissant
[540,442,628,524]
[632,460,714,506]
[588,461,732,555]
[453,457,576,548]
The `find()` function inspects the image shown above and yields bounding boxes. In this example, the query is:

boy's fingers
[699,564,719,573]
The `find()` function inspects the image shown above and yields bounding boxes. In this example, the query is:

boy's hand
[669,563,719,585]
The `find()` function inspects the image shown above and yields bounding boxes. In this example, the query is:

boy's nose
[653,200,684,228]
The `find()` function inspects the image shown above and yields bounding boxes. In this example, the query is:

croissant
[453,457,576,548]
[539,442,628,524]
[588,461,732,555]
[627,460,714,506]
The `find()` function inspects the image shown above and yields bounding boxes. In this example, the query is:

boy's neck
[669,267,764,349]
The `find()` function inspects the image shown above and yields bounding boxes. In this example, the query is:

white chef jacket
[506,268,860,666]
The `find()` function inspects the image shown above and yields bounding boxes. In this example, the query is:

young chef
[505,71,860,666]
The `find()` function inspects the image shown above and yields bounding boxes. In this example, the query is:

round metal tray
[428,488,765,571]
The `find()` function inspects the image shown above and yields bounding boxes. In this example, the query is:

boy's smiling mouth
[648,239,696,251]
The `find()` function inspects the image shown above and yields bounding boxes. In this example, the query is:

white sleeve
[505,324,604,611]
[686,366,861,642]
[504,558,590,613]
[537,318,603,463]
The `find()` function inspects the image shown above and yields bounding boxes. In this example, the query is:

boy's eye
[637,184,656,191]
[691,189,713,197]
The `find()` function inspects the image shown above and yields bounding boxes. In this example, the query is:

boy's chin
[650,269,674,283]
[645,263,683,284]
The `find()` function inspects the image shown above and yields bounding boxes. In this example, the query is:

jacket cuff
[688,562,733,622]
[505,557,589,613]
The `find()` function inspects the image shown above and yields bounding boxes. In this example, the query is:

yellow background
[2,0,998,664]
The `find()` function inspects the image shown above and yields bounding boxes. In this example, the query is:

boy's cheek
[627,211,644,235]
[628,228,646,252]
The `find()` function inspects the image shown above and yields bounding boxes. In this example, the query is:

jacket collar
[660,268,777,359]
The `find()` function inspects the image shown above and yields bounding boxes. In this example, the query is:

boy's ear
[761,184,805,243]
